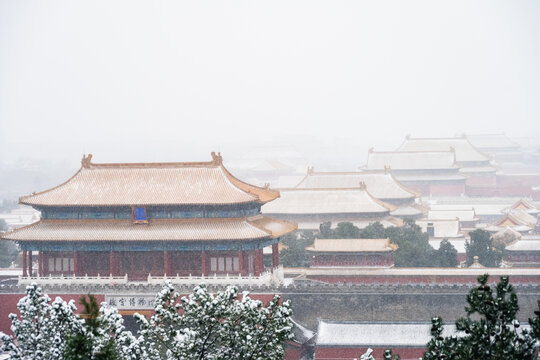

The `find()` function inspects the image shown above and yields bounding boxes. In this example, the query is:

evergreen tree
[424,275,540,360]
[333,222,361,238]
[0,219,19,267]
[318,221,334,238]
[434,239,458,267]
[280,231,314,267]
[135,282,294,359]
[465,229,503,267]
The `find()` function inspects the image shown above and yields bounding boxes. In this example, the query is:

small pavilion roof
[19,153,280,207]
[365,149,459,171]
[1,215,296,242]
[396,135,491,163]
[305,238,397,253]
[294,168,420,200]
[261,186,396,215]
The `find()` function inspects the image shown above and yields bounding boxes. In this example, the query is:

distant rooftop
[397,135,491,163]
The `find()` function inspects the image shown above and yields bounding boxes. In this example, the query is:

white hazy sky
[1,0,539,165]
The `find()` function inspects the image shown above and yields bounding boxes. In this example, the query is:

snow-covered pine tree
[0,283,145,360]
[0,283,83,359]
[135,281,294,360]
[424,274,540,360]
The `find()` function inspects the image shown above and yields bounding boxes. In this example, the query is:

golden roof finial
[81,154,93,168]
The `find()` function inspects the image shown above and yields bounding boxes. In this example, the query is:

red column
[254,249,263,276]
[238,250,244,275]
[73,252,79,276]
[28,251,33,276]
[22,250,27,277]
[164,251,170,276]
[109,251,115,276]
[38,252,43,276]
[201,251,207,276]
[272,243,279,268]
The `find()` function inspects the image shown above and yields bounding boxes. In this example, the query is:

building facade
[2,153,296,280]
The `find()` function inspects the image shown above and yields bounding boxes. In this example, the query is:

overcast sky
[1,0,539,166]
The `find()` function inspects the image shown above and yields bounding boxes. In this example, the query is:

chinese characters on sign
[105,295,156,309]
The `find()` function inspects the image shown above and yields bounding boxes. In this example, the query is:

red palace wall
[315,346,425,360]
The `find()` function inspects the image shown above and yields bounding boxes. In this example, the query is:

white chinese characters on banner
[105,295,156,309]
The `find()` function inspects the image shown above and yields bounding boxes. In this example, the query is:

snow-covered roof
[506,240,540,252]
[316,321,458,347]
[305,238,396,253]
[397,136,491,163]
[365,150,458,171]
[416,219,464,239]
[495,210,537,228]
[465,134,520,151]
[504,199,539,215]
[294,218,402,231]
[261,188,395,215]
[2,215,296,242]
[19,153,280,207]
[428,209,478,222]
[390,206,423,217]
[294,170,419,200]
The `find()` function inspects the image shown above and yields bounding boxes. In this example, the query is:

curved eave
[1,215,296,242]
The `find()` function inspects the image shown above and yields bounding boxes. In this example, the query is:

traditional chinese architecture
[314,320,458,360]
[465,133,522,164]
[261,183,400,230]
[364,149,466,196]
[1,153,296,280]
[396,135,496,188]
[294,167,420,206]
[305,238,397,268]
[427,207,480,231]
[487,209,538,234]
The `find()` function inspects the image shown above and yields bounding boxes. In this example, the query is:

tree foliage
[315,220,458,268]
[136,282,294,360]
[1,282,293,360]
[424,275,540,360]
[279,231,315,267]
[465,229,504,267]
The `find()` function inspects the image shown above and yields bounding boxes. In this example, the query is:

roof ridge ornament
[368,147,374,153]
[359,181,367,190]
[384,165,391,174]
[81,154,93,168]
[210,152,223,165]
[307,166,314,175]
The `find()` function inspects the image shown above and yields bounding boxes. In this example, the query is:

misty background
[1,0,539,199]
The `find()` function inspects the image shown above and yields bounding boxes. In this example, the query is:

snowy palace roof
[396,135,491,163]
[316,321,458,347]
[261,186,396,215]
[465,133,520,151]
[305,238,396,253]
[294,169,420,200]
[20,153,280,207]
[3,215,297,242]
[365,149,459,171]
